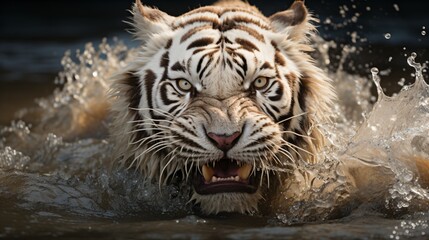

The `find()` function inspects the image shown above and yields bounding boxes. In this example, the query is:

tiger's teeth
[237,163,252,180]
[202,165,214,182]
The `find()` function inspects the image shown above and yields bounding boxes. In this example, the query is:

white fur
[110,0,335,214]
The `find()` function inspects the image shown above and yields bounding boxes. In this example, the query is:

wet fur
[110,0,335,215]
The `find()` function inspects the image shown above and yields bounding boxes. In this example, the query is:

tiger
[110,0,335,215]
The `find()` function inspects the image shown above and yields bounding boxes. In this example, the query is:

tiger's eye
[177,79,192,91]
[253,77,269,90]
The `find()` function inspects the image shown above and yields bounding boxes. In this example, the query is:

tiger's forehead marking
[174,6,270,30]
[175,34,275,98]
[166,6,279,98]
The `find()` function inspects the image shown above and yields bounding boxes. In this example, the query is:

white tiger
[110,0,335,214]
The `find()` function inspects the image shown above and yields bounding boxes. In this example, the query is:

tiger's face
[111,0,334,214]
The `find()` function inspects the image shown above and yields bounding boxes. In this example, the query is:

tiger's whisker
[280,139,315,156]
[276,111,309,125]
[159,150,178,188]
[280,130,314,140]
[129,107,175,118]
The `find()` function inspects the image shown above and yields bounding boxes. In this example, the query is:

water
[1,7,429,240]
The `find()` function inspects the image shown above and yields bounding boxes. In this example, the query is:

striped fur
[110,0,334,214]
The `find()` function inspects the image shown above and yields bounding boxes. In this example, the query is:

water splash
[0,40,193,222]
[0,146,30,170]
[371,67,384,100]
[0,25,428,240]
[407,53,425,84]
[345,53,429,214]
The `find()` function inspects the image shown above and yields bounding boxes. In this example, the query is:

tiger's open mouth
[193,159,259,195]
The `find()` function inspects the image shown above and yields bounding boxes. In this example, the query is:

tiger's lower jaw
[192,158,259,195]
[190,158,263,214]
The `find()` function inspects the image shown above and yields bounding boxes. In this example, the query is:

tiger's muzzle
[193,158,260,195]
[176,95,278,196]
[193,125,260,195]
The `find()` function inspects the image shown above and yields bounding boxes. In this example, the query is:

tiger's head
[111,0,334,215]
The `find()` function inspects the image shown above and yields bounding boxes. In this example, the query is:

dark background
[0,0,428,124]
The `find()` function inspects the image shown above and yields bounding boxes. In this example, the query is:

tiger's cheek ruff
[110,0,335,215]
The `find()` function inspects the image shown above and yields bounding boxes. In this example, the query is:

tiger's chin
[190,158,264,214]
[191,191,263,215]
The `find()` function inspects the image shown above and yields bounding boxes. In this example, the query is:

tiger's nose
[206,131,241,151]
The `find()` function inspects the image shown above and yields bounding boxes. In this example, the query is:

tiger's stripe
[110,0,335,214]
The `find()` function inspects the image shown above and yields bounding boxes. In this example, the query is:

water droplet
[388,57,393,62]
[371,67,384,99]
[393,4,400,11]
[422,30,426,36]
[384,33,391,39]
[407,52,422,75]
[366,6,371,11]
[407,53,426,87]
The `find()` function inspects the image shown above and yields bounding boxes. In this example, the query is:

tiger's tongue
[213,159,239,177]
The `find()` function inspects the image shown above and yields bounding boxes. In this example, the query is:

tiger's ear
[132,0,175,43]
[269,0,313,42]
